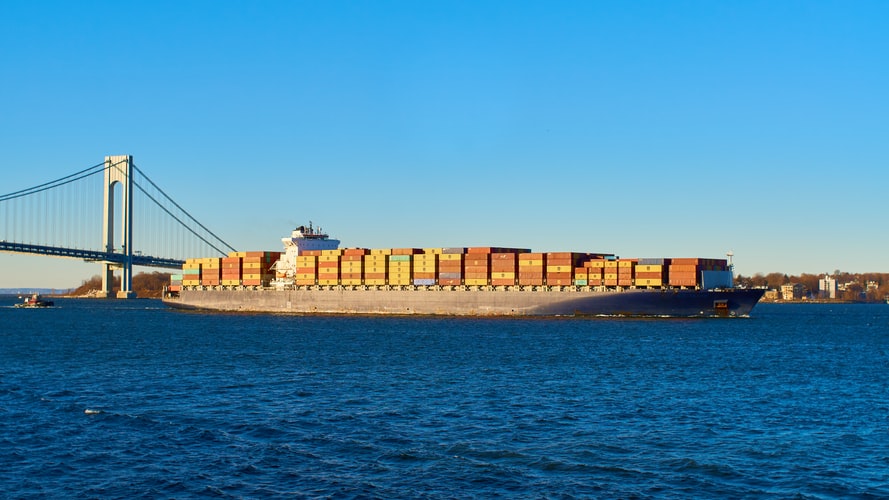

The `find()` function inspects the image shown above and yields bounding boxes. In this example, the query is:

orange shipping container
[545,272,572,280]
[519,278,545,286]
[547,278,572,286]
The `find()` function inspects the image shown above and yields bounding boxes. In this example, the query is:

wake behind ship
[163,224,764,318]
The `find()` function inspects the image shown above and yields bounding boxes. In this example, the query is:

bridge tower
[100,155,136,299]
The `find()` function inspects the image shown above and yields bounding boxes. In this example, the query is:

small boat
[15,293,54,308]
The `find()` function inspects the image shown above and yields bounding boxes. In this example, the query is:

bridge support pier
[101,155,137,299]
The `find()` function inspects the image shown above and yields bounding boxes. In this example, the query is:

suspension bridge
[0,155,236,298]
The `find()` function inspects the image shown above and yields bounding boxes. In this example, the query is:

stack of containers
[169,273,183,292]
[465,248,492,286]
[546,252,583,286]
[318,249,342,285]
[242,251,280,286]
[222,255,242,286]
[617,259,636,286]
[412,250,438,286]
[295,250,320,285]
[438,247,465,286]
[200,257,222,286]
[604,260,619,286]
[491,252,519,286]
[519,252,545,286]
[388,248,419,285]
[584,259,606,286]
[182,259,201,286]
[341,248,367,285]
[364,249,390,285]
[574,266,588,286]
[635,258,670,287]
[668,258,728,287]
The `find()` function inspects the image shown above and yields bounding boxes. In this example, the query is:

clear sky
[1,1,887,288]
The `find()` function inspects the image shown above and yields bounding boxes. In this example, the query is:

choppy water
[1,297,888,498]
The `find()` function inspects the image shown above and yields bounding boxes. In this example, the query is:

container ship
[162,224,764,317]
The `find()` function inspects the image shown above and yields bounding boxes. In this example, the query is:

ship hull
[163,287,764,318]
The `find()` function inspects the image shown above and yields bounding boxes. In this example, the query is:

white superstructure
[272,223,340,287]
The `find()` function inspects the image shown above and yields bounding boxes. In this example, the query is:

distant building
[781,283,804,301]
[819,275,837,299]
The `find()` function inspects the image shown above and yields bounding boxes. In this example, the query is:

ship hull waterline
[163,287,765,318]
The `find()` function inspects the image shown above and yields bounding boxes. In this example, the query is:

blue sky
[1,1,887,288]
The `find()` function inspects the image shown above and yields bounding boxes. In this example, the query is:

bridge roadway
[0,241,184,269]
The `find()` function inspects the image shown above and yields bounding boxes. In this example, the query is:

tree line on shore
[735,271,889,302]
[69,272,172,298]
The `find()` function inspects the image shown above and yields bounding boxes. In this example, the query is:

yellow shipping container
[364,279,387,285]
[546,265,572,273]
[318,279,339,285]
[242,262,263,270]
[636,265,663,273]
[604,261,618,268]
[370,248,392,255]
[636,278,663,286]
[222,279,241,286]
[365,266,388,273]
[318,255,340,263]
[604,273,619,280]
[492,272,516,279]
[321,249,343,256]
[295,273,316,280]
[182,279,200,286]
[618,260,635,268]
[586,260,607,268]
[439,254,463,262]
[183,263,201,270]
[465,278,488,286]
[341,279,363,285]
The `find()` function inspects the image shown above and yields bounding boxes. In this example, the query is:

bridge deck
[0,241,184,269]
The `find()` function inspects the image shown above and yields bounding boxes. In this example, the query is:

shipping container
[465,278,488,286]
